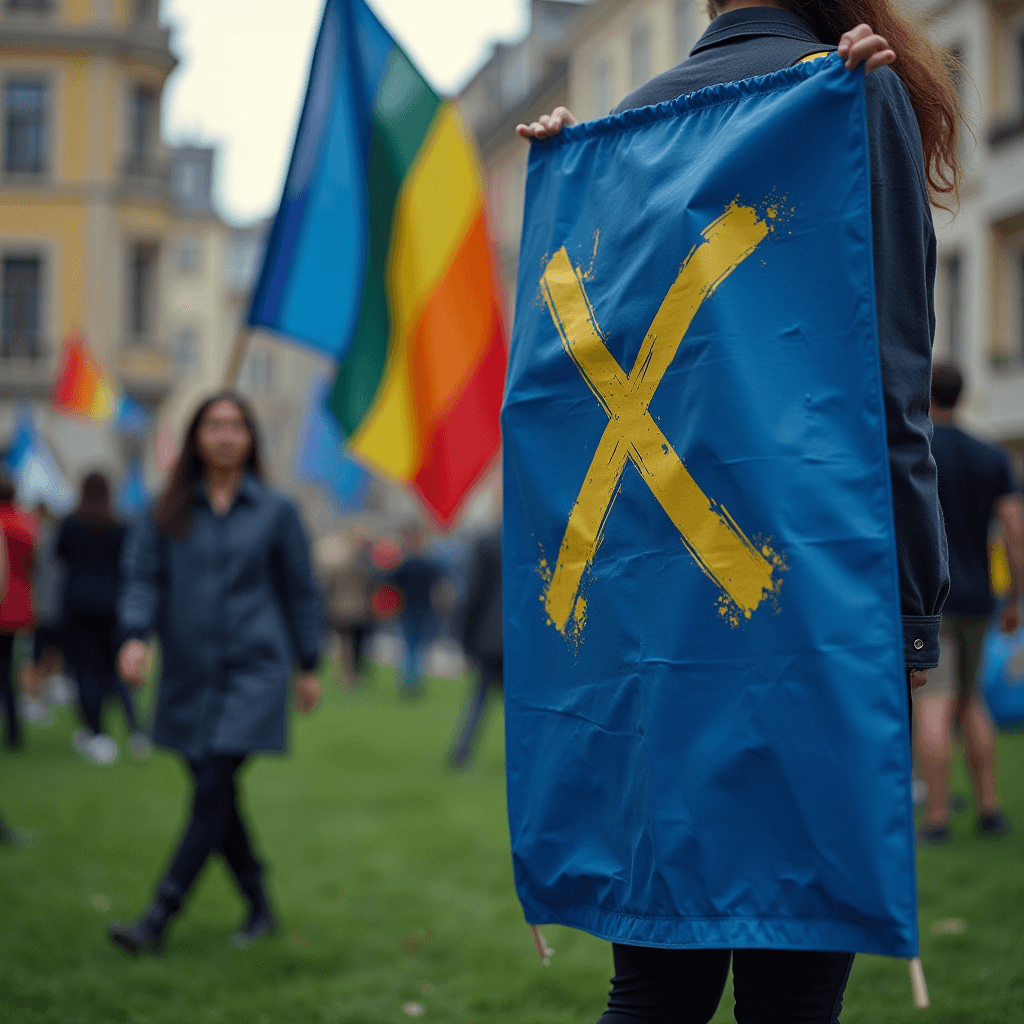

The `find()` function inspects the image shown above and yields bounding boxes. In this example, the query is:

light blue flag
[116,460,150,517]
[4,407,74,512]
[295,376,370,512]
[503,57,917,957]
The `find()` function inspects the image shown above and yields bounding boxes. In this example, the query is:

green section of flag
[328,47,441,436]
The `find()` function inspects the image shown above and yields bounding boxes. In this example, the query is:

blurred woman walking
[107,393,323,955]
[57,473,145,764]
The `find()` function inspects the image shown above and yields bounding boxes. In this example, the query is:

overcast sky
[160,0,531,224]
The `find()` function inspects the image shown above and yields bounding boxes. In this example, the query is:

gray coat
[118,476,323,759]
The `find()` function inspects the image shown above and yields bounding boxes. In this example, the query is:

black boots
[230,871,277,948]
[107,881,182,956]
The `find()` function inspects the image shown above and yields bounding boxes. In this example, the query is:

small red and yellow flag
[51,330,118,421]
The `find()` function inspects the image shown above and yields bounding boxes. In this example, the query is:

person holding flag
[509,0,957,1020]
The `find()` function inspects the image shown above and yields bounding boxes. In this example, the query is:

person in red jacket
[0,474,38,750]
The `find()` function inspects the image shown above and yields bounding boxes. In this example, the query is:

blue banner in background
[3,407,74,512]
[503,57,916,957]
[295,376,370,512]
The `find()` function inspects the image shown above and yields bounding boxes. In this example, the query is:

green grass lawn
[1,663,1022,1023]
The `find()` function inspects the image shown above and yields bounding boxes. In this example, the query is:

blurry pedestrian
[392,527,444,697]
[0,474,37,751]
[22,502,65,726]
[56,473,146,765]
[0,526,22,846]
[915,364,1024,842]
[325,530,373,687]
[449,527,502,770]
[107,393,324,955]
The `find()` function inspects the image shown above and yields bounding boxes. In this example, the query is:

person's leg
[67,617,104,737]
[953,617,1005,827]
[108,755,244,955]
[450,659,500,768]
[913,619,958,834]
[401,613,427,694]
[216,761,276,945]
[0,633,21,749]
[732,949,855,1024]
[597,943,731,1024]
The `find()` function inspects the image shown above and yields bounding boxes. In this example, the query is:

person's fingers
[838,22,872,57]
[864,49,896,73]
[845,33,893,70]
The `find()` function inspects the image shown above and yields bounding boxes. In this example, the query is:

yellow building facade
[1,0,176,478]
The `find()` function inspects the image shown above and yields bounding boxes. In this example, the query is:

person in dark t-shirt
[915,364,1024,844]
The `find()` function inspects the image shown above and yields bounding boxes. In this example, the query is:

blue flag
[116,460,150,517]
[295,376,370,512]
[247,0,391,358]
[503,57,916,957]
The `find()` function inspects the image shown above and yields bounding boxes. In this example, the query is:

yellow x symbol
[541,202,780,638]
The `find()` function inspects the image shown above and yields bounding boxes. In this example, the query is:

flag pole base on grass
[909,956,929,1009]
[530,925,553,965]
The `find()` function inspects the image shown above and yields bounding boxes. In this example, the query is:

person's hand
[118,639,149,689]
[837,24,896,73]
[909,668,929,691]
[1001,601,1022,634]
[516,106,577,141]
[296,671,322,714]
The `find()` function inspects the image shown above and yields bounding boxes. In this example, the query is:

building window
[127,243,158,345]
[126,86,157,175]
[178,241,200,275]
[175,325,198,376]
[4,80,48,174]
[1,255,42,358]
[941,252,963,364]
[630,20,653,91]
[4,0,54,10]
[593,54,613,118]
[676,0,692,62]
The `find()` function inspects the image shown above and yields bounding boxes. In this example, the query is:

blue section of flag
[116,460,150,516]
[295,376,370,512]
[114,394,152,435]
[247,0,394,359]
[503,57,917,957]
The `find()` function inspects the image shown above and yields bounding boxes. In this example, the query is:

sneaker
[978,812,1010,838]
[21,698,53,727]
[73,730,118,765]
[47,675,76,705]
[917,822,952,845]
[127,732,152,761]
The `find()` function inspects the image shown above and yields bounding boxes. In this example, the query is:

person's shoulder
[863,66,921,143]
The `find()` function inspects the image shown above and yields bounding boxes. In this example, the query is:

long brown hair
[778,0,963,205]
[76,472,116,530]
[154,392,263,538]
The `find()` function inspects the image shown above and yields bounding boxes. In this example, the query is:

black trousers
[0,632,21,749]
[65,612,138,736]
[163,755,262,902]
[598,943,855,1024]
[451,657,503,765]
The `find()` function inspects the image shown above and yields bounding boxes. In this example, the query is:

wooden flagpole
[909,957,929,1009]
[223,323,252,389]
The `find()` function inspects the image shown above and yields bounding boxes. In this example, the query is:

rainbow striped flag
[248,0,505,526]
[51,330,118,421]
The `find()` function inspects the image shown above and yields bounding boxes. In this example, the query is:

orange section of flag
[51,331,118,421]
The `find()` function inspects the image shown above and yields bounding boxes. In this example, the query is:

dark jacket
[457,530,502,664]
[56,515,126,619]
[118,475,323,759]
[613,8,949,669]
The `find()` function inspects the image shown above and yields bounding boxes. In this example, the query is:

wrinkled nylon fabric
[502,56,917,958]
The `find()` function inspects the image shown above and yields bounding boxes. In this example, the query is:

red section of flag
[413,322,506,527]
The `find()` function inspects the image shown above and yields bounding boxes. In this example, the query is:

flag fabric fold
[249,0,505,527]
[502,57,917,957]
